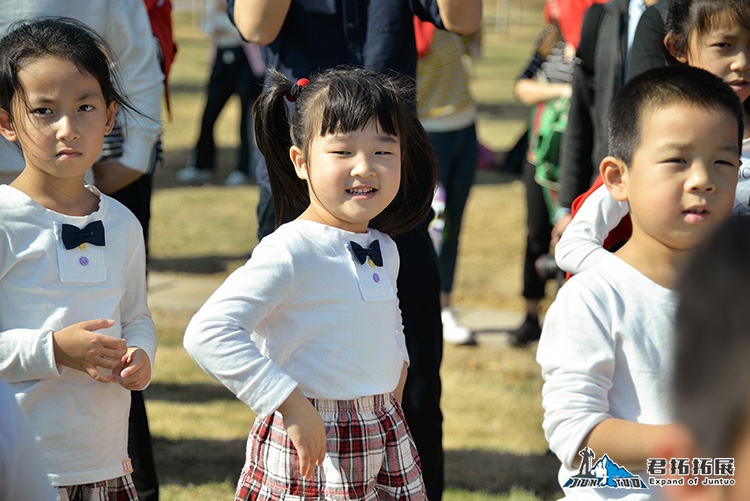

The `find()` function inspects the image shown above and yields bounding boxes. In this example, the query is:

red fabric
[413,16,435,59]
[554,0,608,49]
[234,395,425,500]
[571,173,632,251]
[144,0,178,113]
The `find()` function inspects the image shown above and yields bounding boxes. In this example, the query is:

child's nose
[688,163,716,193]
[351,155,376,177]
[731,47,750,72]
[56,115,79,141]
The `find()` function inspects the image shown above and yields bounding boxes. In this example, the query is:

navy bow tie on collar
[61,220,106,250]
[350,240,383,267]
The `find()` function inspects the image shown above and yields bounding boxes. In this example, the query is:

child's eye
[32,108,52,115]
[79,104,95,112]
[375,150,394,155]
[716,159,739,168]
[663,157,686,164]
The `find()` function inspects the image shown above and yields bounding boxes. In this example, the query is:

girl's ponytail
[252,69,310,229]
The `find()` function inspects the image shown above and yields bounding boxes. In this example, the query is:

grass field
[147,1,564,499]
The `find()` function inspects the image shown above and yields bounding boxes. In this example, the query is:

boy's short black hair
[675,217,750,457]
[607,65,743,165]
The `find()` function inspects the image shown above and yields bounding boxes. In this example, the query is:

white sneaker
[441,307,475,345]
[224,170,250,186]
[176,165,212,183]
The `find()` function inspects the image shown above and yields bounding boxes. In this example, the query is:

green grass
[147,2,562,499]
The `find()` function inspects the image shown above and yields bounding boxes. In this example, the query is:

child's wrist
[553,207,571,224]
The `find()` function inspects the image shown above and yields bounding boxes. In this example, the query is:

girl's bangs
[694,1,750,36]
[319,82,401,138]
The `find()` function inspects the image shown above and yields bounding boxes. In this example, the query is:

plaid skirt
[235,393,427,500]
[55,474,138,501]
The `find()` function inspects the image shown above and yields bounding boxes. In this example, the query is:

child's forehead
[634,102,739,153]
[690,8,749,39]
[318,120,399,139]
[639,101,737,131]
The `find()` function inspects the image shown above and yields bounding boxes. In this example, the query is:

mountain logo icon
[564,448,647,490]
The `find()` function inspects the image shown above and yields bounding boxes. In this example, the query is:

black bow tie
[350,240,383,267]
[61,221,106,250]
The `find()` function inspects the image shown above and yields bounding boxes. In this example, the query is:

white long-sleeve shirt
[537,256,676,500]
[0,0,163,176]
[0,380,55,501]
[0,185,156,486]
[184,220,409,417]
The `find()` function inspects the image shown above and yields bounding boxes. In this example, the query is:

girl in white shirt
[183,67,437,500]
[556,0,750,275]
[0,18,156,499]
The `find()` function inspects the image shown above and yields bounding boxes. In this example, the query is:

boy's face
[615,103,739,252]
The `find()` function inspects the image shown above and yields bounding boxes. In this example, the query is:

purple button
[79,256,89,266]
[372,273,380,283]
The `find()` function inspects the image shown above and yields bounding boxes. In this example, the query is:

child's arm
[277,387,327,479]
[0,318,127,384]
[554,183,629,274]
[582,418,677,471]
[183,244,299,416]
[537,275,671,473]
[394,362,408,403]
[118,226,157,387]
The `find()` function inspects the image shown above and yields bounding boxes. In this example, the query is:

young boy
[655,216,750,501]
[537,65,743,500]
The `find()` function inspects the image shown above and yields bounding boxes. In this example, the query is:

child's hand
[113,347,151,391]
[52,319,126,383]
[278,388,327,479]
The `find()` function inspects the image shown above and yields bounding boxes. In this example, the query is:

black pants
[111,173,159,501]
[193,46,262,174]
[521,158,552,300]
[396,222,445,501]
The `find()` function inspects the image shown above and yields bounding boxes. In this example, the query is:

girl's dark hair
[0,17,132,123]
[666,0,750,54]
[253,66,438,237]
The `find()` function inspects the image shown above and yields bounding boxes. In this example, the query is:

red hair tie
[286,78,309,102]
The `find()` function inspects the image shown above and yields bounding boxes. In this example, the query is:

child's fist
[113,347,151,390]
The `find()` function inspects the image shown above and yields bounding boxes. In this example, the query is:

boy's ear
[653,425,715,501]
[0,109,18,142]
[664,33,689,64]
[289,145,308,181]
[601,156,629,202]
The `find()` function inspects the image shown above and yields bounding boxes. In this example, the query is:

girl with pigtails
[183,66,438,500]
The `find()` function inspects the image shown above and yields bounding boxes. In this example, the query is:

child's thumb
[83,318,116,332]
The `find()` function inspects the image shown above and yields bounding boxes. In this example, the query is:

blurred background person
[507,0,580,346]
[416,20,480,345]
[176,0,264,186]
